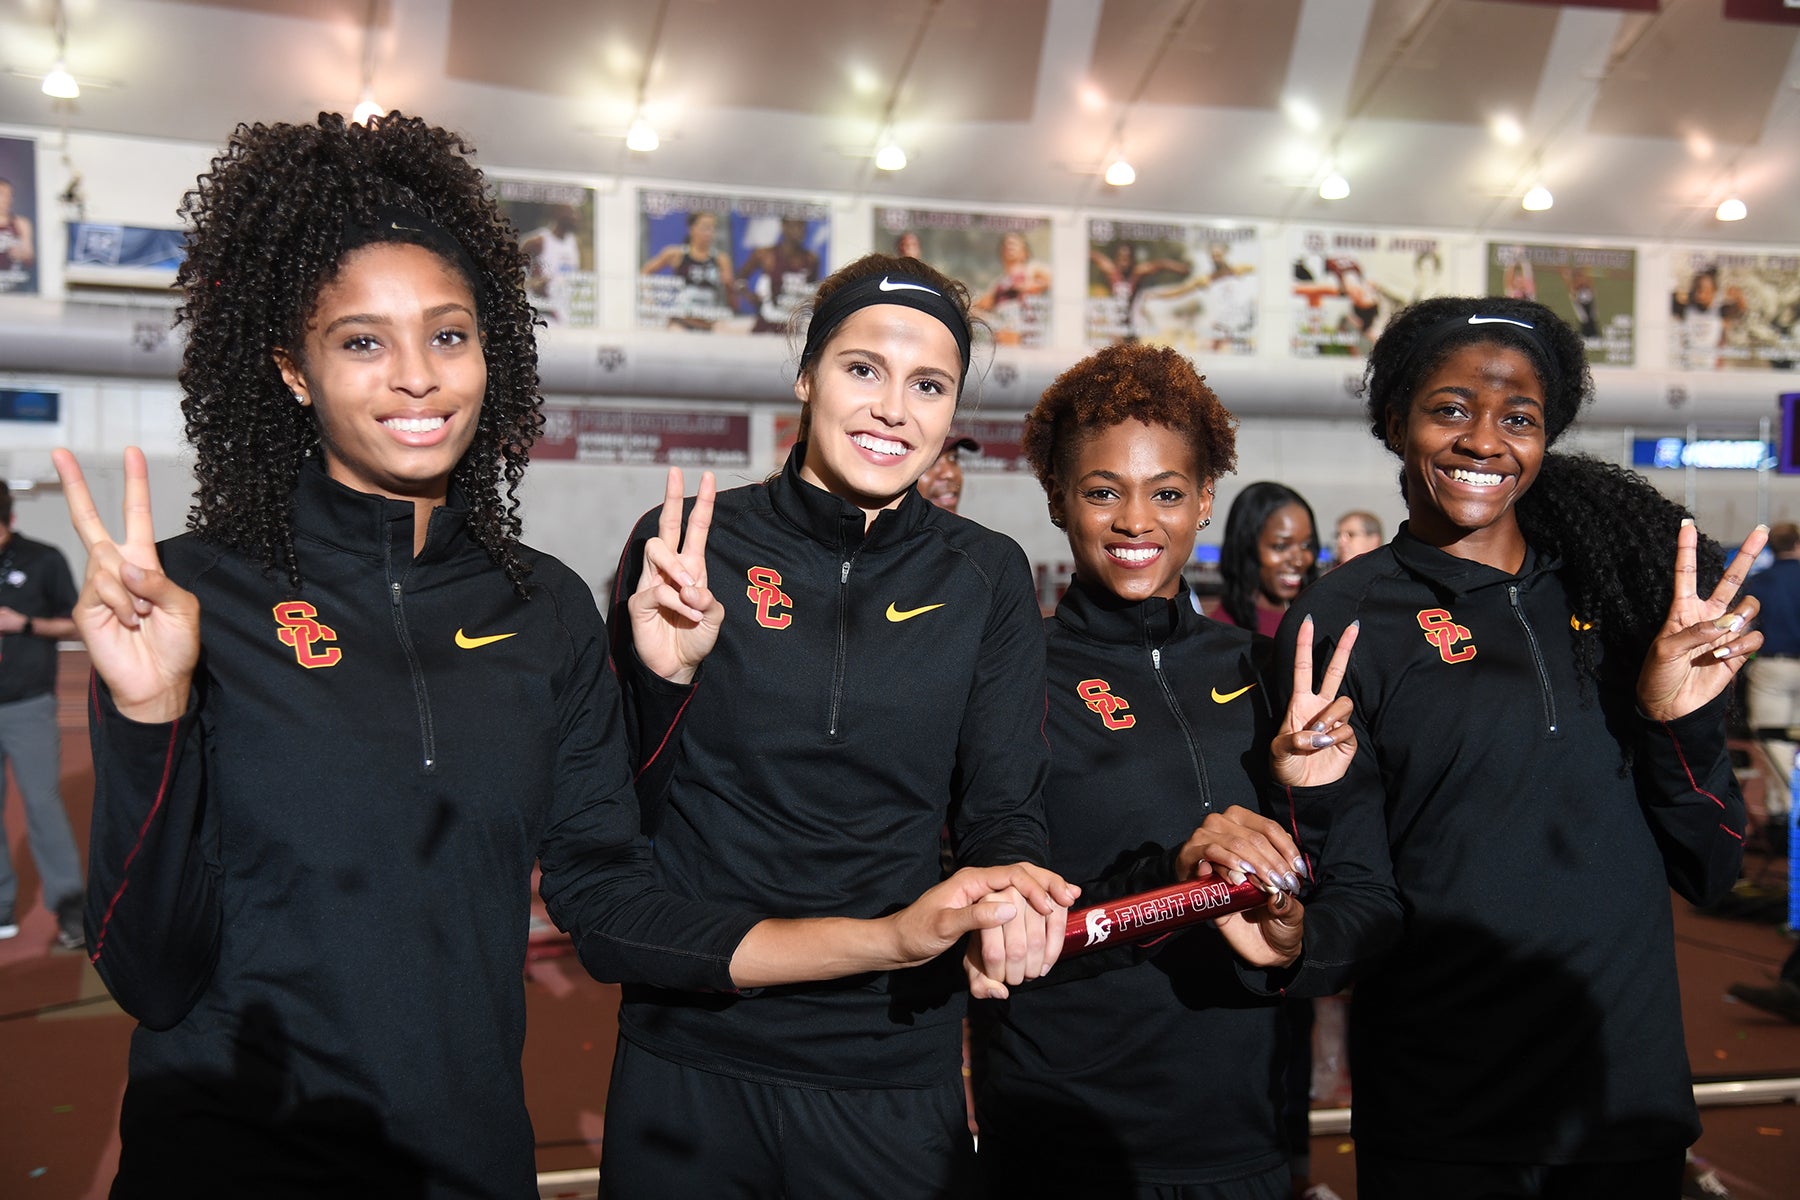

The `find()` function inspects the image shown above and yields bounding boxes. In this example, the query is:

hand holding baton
[1060,874,1271,959]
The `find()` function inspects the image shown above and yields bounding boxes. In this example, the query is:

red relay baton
[1061,875,1271,959]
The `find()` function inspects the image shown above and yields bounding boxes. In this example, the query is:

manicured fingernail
[1284,873,1301,892]
[1238,861,1258,875]
[1309,720,1328,733]
[1350,619,1361,629]
[1292,856,1309,877]
[1310,733,1335,749]
[1713,646,1734,659]
[1681,518,1694,528]
[1225,868,1247,886]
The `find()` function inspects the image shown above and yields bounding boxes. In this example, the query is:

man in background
[1333,510,1383,566]
[916,435,981,515]
[0,480,85,949]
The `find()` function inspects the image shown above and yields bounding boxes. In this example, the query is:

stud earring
[1198,517,1211,530]
[1050,516,1065,529]
[292,391,307,405]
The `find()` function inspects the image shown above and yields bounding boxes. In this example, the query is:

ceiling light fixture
[41,60,78,99]
[874,143,908,172]
[1318,172,1350,201]
[626,118,661,153]
[41,1,77,99]
[1522,183,1554,212]
[1715,196,1747,222]
[352,89,383,125]
[349,1,384,125]
[1489,113,1524,146]
[1104,158,1136,187]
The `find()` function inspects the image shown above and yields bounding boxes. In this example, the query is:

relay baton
[1061,874,1272,959]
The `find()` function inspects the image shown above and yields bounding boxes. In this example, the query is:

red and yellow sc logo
[273,601,342,668]
[1077,678,1135,730]
[1417,608,1476,664]
[746,566,793,630]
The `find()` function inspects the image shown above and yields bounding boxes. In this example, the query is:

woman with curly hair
[971,341,1358,1198]
[1271,296,1765,1198]
[604,251,1074,1197]
[1214,481,1322,637]
[54,115,1058,1199]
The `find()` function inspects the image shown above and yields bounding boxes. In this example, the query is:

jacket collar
[290,457,472,565]
[766,441,930,555]
[1052,575,1209,648]
[1389,521,1558,599]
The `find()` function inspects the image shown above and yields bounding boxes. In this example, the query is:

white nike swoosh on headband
[878,277,940,295]
[1467,315,1534,328]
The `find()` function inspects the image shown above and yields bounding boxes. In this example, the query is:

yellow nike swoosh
[1211,683,1255,704]
[455,628,518,650]
[885,602,946,623]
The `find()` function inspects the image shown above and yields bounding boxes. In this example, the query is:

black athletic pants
[1355,1147,1685,1199]
[599,1036,978,1199]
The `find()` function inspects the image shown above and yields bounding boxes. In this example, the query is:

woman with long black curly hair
[54,114,1056,1199]
[1271,295,1765,1198]
[1214,481,1322,637]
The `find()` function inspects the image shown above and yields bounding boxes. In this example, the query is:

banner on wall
[1668,248,1800,372]
[0,135,39,295]
[639,190,829,335]
[65,222,185,288]
[494,178,598,328]
[1291,227,1448,357]
[537,406,750,466]
[1086,218,1258,354]
[1484,242,1636,367]
[873,206,1052,347]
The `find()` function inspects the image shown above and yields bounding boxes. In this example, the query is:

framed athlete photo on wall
[637,189,830,336]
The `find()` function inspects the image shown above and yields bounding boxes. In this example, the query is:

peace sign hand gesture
[1637,520,1766,722]
[628,468,726,685]
[52,447,200,724]
[1271,615,1360,789]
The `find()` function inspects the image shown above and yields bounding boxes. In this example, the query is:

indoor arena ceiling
[2,0,1800,245]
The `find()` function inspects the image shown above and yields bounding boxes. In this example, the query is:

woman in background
[1215,481,1321,637]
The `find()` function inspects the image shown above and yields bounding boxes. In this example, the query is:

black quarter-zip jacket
[611,447,1050,1089]
[1271,525,1747,1165]
[972,579,1288,1186]
[84,463,759,1199]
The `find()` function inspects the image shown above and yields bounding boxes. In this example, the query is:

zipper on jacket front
[1150,644,1215,810]
[1507,584,1559,736]
[827,557,854,738]
[390,579,439,771]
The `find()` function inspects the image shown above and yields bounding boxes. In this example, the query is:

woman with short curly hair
[1273,296,1765,1197]
[974,341,1357,1197]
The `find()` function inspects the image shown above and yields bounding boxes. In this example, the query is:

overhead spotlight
[874,143,908,171]
[1489,114,1524,146]
[626,118,660,153]
[1318,172,1349,201]
[1522,184,1554,212]
[352,91,383,125]
[1104,158,1136,187]
[41,59,78,99]
[1715,196,1747,222]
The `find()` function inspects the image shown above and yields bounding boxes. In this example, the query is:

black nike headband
[1401,311,1562,399]
[341,204,483,314]
[798,273,973,381]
